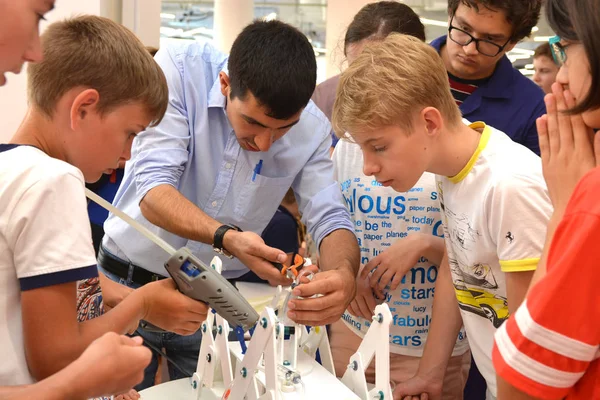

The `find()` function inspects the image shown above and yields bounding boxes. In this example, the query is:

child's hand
[298,241,307,258]
[140,278,209,336]
[347,271,378,319]
[537,82,600,217]
[361,233,427,292]
[71,333,150,399]
[394,372,442,400]
[115,388,140,400]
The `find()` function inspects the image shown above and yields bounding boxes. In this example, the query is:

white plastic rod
[85,188,176,256]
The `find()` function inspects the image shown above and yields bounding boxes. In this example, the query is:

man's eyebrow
[242,114,300,130]
[277,119,300,130]
[242,114,268,128]
[454,16,471,29]
[454,16,506,40]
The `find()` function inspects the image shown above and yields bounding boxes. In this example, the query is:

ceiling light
[420,18,447,27]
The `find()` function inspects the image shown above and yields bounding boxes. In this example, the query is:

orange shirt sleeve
[493,210,600,399]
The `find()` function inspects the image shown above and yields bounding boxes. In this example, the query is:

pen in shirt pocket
[252,159,263,182]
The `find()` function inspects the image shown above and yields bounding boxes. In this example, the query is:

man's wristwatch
[213,224,242,258]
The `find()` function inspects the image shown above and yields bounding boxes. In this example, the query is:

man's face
[70,101,151,183]
[444,3,516,80]
[0,0,54,86]
[352,118,432,193]
[220,73,302,152]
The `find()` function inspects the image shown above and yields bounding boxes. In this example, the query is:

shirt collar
[0,144,21,153]
[431,35,515,99]
[448,121,492,184]
[208,65,229,109]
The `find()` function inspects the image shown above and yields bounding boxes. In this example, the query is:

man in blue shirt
[431,0,545,155]
[99,20,359,388]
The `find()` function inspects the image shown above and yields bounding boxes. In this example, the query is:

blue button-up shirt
[104,40,353,278]
[431,36,546,155]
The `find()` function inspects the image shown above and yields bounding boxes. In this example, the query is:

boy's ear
[70,89,101,131]
[421,107,444,138]
[219,72,231,98]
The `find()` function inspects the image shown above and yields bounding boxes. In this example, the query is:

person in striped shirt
[493,0,600,398]
[430,0,545,156]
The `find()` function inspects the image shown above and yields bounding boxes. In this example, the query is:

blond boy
[0,15,207,386]
[332,34,551,399]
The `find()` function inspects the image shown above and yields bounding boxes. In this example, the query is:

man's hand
[537,82,600,217]
[70,333,151,399]
[347,270,379,319]
[286,267,356,326]
[139,279,209,335]
[362,233,428,292]
[393,373,443,400]
[223,230,292,286]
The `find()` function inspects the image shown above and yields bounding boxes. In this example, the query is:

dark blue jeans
[98,264,202,390]
[464,354,488,400]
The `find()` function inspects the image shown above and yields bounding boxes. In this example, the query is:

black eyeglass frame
[447,16,512,57]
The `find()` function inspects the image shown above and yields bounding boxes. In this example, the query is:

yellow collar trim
[448,121,491,184]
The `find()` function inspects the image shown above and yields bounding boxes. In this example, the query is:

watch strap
[213,224,242,256]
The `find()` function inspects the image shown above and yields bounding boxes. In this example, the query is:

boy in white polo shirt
[0,15,207,388]
[332,33,552,399]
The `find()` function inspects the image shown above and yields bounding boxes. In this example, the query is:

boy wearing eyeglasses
[432,0,545,155]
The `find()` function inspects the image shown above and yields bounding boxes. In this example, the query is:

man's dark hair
[447,0,541,42]
[344,1,426,54]
[228,20,317,120]
[546,0,600,114]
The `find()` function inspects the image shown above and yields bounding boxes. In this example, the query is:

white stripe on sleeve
[495,321,584,388]
[516,301,598,362]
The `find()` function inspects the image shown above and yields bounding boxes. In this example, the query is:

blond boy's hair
[332,33,462,137]
[28,15,168,126]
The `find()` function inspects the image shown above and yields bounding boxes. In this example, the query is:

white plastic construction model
[84,190,393,399]
[140,261,394,400]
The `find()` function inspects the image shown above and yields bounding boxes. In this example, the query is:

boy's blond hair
[28,15,168,126]
[332,33,462,137]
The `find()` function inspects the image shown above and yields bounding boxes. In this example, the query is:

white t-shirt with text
[333,139,469,357]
